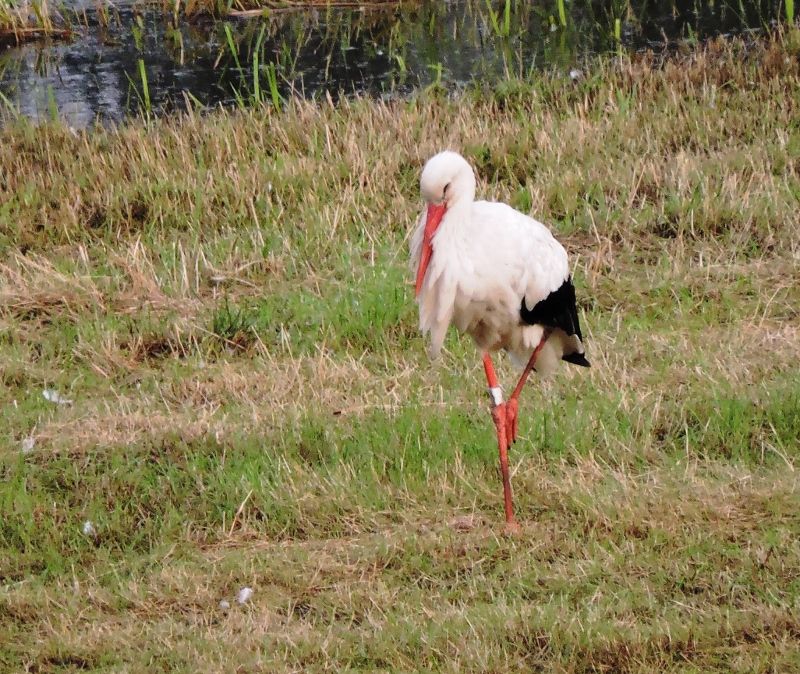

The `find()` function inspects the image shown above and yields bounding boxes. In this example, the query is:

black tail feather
[562,352,591,367]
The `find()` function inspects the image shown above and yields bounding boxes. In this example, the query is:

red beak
[415,203,446,297]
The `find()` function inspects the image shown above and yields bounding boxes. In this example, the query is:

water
[0,0,785,127]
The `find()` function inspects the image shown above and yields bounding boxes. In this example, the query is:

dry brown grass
[0,0,73,44]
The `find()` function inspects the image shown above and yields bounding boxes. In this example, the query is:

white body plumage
[410,151,586,373]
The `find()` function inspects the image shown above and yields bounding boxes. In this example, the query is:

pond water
[0,0,786,127]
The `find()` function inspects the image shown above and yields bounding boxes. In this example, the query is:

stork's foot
[502,519,522,537]
[491,400,519,445]
[490,403,520,528]
[505,398,519,444]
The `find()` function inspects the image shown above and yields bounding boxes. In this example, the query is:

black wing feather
[520,276,590,367]
[520,276,583,339]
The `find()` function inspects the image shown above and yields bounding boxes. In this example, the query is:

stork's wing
[520,276,584,341]
[480,203,589,367]
[470,202,571,311]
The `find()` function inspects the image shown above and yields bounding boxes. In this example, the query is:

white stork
[410,150,590,533]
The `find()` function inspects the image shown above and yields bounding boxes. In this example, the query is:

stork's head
[420,150,476,207]
[415,151,476,296]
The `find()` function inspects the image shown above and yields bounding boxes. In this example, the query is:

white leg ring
[489,386,503,406]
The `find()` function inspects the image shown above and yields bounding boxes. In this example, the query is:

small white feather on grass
[43,389,72,405]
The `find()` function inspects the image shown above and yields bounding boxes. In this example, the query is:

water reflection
[0,0,784,127]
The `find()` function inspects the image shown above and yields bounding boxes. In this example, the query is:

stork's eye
[443,182,451,198]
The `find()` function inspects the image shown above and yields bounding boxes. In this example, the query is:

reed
[0,0,72,42]
[138,58,151,115]
[556,0,567,27]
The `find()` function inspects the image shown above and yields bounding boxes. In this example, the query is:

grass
[187,0,416,19]
[1,0,406,43]
[1,33,800,671]
[0,0,73,44]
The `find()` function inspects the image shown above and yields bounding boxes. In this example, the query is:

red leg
[505,329,552,444]
[482,353,518,532]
